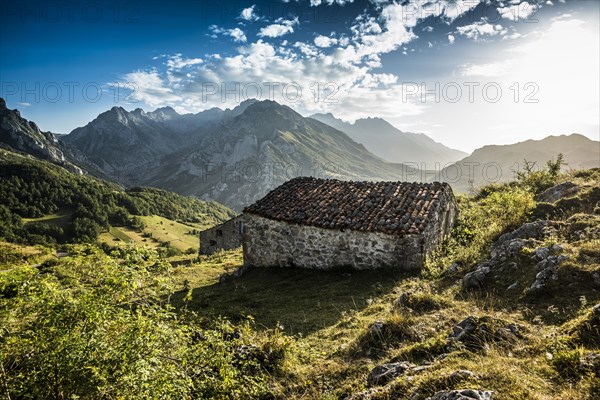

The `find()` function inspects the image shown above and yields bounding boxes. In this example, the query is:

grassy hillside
[165,167,599,399]
[1,165,598,399]
[0,149,236,246]
[440,134,599,193]
[98,215,208,252]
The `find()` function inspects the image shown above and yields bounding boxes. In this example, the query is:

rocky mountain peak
[0,99,86,173]
[244,99,296,116]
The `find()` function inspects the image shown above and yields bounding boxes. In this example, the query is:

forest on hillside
[0,150,236,245]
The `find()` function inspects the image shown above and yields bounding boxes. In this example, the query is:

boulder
[449,369,479,381]
[444,262,460,275]
[426,389,493,400]
[369,320,385,335]
[448,316,523,351]
[367,361,415,386]
[463,263,491,289]
[527,254,568,294]
[494,221,551,248]
[536,182,580,203]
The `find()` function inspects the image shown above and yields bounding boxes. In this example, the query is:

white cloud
[309,0,354,6]
[497,1,539,22]
[456,21,507,40]
[294,41,319,57]
[314,35,337,48]
[240,5,258,21]
[119,0,486,125]
[18,102,31,107]
[228,28,247,42]
[166,54,203,70]
[258,18,298,38]
[460,61,514,77]
[122,0,600,152]
[338,0,479,65]
[209,25,247,42]
[423,26,434,32]
[121,70,180,107]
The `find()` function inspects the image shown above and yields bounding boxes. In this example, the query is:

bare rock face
[0,98,65,163]
[426,389,493,400]
[0,97,84,174]
[536,182,580,203]
[462,220,566,292]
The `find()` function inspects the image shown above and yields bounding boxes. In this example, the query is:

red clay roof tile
[244,177,455,236]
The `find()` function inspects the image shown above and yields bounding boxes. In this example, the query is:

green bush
[0,246,289,399]
[516,153,565,195]
[425,186,535,276]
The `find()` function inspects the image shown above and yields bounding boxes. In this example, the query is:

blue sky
[1,0,598,152]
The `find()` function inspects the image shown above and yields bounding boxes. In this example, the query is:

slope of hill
[310,112,467,166]
[0,97,86,174]
[3,167,598,399]
[0,148,235,247]
[439,134,600,192]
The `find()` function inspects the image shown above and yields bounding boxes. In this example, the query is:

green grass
[108,226,134,243]
[98,215,204,252]
[3,167,599,400]
[171,259,411,335]
[22,208,73,227]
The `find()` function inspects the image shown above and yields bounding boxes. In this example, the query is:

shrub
[0,246,290,399]
[425,187,535,276]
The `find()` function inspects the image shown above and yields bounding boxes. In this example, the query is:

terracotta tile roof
[244,177,455,236]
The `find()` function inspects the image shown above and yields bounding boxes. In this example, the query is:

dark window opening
[238,221,244,235]
[216,229,223,237]
[209,240,217,246]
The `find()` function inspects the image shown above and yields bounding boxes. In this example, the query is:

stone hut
[199,216,244,255]
[241,177,458,270]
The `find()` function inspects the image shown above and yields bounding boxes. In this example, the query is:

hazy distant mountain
[438,134,600,192]
[145,100,410,210]
[310,113,467,167]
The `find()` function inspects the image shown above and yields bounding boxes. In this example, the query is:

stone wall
[421,189,458,252]
[243,214,425,270]
[199,216,244,255]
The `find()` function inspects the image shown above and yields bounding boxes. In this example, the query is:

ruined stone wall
[243,214,425,270]
[199,216,244,255]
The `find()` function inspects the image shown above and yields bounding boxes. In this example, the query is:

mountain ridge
[438,133,600,191]
[310,112,468,166]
